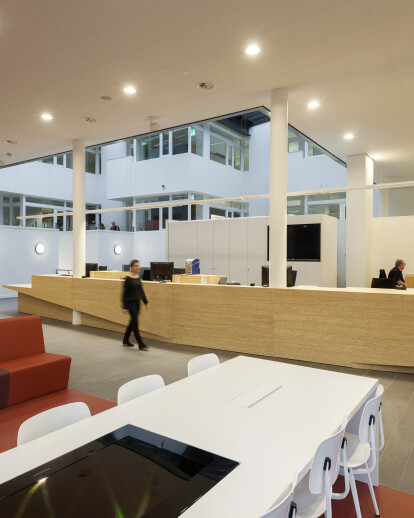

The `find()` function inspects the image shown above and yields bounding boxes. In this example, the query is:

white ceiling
[1,0,414,179]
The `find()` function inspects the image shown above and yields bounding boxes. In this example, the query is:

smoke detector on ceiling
[4,139,18,144]
[197,81,216,90]
[81,116,97,123]
[100,95,112,101]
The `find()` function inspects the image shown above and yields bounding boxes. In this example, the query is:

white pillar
[73,139,86,279]
[269,88,288,287]
[346,154,373,287]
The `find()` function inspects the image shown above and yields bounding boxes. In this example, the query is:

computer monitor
[122,264,130,272]
[98,266,107,271]
[173,268,186,275]
[262,266,297,287]
[150,262,174,281]
[85,263,98,277]
[371,278,395,289]
[141,268,151,281]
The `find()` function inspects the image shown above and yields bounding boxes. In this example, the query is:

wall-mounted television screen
[287,223,321,261]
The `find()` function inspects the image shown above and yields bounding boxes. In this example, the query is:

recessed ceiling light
[308,101,320,109]
[41,113,53,120]
[81,116,97,123]
[371,154,381,160]
[100,95,112,101]
[4,139,18,144]
[181,71,189,75]
[245,44,260,55]
[344,133,354,140]
[123,86,136,94]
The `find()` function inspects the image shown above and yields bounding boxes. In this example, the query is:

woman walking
[122,259,149,350]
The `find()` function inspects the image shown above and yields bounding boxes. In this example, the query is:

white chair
[187,353,220,376]
[292,419,348,518]
[117,374,165,404]
[260,478,297,518]
[333,385,384,518]
[17,402,91,446]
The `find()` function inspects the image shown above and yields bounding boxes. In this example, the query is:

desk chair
[260,478,297,518]
[292,419,348,518]
[117,374,165,404]
[17,402,91,446]
[187,353,220,376]
[333,385,384,518]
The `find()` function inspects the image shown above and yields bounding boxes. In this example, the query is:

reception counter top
[4,276,414,373]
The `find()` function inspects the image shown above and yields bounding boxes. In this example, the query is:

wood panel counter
[4,276,414,373]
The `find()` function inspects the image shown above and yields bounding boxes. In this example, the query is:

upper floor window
[172,128,188,155]
[136,134,160,161]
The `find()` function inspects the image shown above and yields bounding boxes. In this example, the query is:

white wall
[107,153,247,200]
[388,187,414,217]
[371,216,414,278]
[0,226,59,298]
[167,215,337,287]
[0,161,101,204]
[58,231,133,271]
[133,231,166,267]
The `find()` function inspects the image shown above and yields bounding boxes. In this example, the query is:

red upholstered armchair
[0,315,71,409]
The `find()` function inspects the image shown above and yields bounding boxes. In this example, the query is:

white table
[0,356,378,517]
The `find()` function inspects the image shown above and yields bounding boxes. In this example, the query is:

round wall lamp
[35,243,45,255]
[114,244,122,255]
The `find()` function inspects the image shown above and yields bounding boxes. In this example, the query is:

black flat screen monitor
[371,278,395,289]
[85,263,98,277]
[141,268,151,281]
[0,424,239,518]
[261,266,297,287]
[150,262,174,281]
[287,223,321,261]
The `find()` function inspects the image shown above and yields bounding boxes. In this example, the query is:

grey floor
[0,297,413,495]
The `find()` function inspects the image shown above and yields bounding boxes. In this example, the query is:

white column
[269,88,288,287]
[73,139,86,279]
[346,154,374,287]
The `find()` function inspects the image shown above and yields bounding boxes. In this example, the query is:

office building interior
[0,1,413,516]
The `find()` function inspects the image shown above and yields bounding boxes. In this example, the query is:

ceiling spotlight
[181,71,189,75]
[114,244,122,255]
[123,86,136,94]
[344,133,354,140]
[35,243,45,255]
[245,44,260,55]
[4,139,18,144]
[81,116,97,123]
[100,95,112,101]
[308,101,320,109]
[41,113,53,120]
[371,154,381,160]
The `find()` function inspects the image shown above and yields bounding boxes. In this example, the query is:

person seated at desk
[388,259,406,287]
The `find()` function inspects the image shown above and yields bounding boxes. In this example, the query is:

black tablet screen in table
[0,425,239,518]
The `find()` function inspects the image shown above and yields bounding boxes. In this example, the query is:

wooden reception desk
[4,276,414,374]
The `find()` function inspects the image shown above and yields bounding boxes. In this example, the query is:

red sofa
[0,315,71,409]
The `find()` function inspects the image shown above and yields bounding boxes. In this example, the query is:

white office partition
[229,219,248,284]
[196,220,214,274]
[167,215,338,287]
[213,220,230,278]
